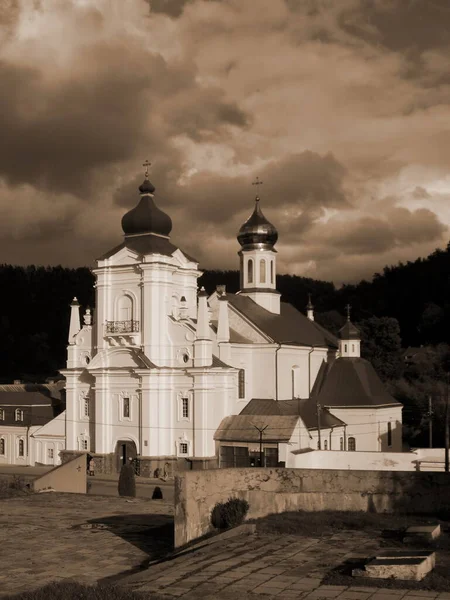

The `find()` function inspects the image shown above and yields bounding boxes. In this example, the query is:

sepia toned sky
[1,0,450,285]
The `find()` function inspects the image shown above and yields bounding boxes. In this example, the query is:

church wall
[277,347,328,400]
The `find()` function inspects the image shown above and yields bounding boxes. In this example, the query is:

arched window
[324,440,328,450]
[15,409,24,422]
[247,259,254,284]
[270,260,274,284]
[340,437,344,451]
[260,259,266,283]
[352,344,355,352]
[348,437,356,451]
[291,366,300,398]
[18,439,24,457]
[238,369,245,399]
[118,295,133,322]
[344,344,347,353]
[0,438,4,455]
[84,397,90,418]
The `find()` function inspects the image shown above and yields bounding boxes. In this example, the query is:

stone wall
[34,454,86,494]
[174,467,450,548]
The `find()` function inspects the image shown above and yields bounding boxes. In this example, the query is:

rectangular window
[84,398,89,418]
[181,397,189,419]
[82,439,88,451]
[48,448,54,459]
[123,397,130,418]
[0,438,5,455]
[340,437,344,451]
[387,422,392,447]
[324,440,328,450]
[18,439,24,457]
[179,442,188,455]
[0,409,4,421]
[238,369,245,399]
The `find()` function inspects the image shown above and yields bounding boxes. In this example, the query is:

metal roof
[227,294,338,349]
[214,414,299,442]
[240,398,345,430]
[311,357,402,408]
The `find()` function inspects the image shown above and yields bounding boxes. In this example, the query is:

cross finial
[252,177,263,201]
[143,160,151,179]
[345,303,352,321]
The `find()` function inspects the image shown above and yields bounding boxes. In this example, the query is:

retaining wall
[33,454,86,494]
[174,467,450,547]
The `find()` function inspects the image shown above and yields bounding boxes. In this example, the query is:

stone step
[403,524,441,543]
[352,550,435,582]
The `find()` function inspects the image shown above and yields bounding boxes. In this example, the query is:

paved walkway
[0,493,173,597]
[119,531,450,600]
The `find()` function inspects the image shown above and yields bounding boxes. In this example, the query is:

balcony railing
[105,320,140,334]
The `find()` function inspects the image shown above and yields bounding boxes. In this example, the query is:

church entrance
[115,440,138,473]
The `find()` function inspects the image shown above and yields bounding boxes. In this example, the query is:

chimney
[217,291,231,363]
[306,294,314,322]
[194,287,212,367]
[68,297,81,344]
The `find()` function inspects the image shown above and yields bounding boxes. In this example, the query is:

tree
[357,316,404,381]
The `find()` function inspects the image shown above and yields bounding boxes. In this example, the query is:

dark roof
[210,320,253,344]
[311,357,402,408]
[339,320,360,340]
[122,182,172,237]
[214,414,299,442]
[227,294,338,349]
[240,397,345,430]
[97,233,198,263]
[0,392,53,406]
[0,383,64,403]
[237,197,278,250]
[211,355,234,368]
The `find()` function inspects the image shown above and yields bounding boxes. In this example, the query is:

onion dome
[122,177,172,237]
[237,196,278,250]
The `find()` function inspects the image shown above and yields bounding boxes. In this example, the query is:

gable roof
[214,414,299,442]
[0,382,64,401]
[210,321,253,343]
[97,235,198,263]
[240,397,345,430]
[311,357,402,408]
[227,294,338,349]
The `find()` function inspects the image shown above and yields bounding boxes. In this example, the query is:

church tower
[338,305,361,358]
[237,179,280,314]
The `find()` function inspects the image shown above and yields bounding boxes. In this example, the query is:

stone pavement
[0,493,173,597]
[119,531,450,600]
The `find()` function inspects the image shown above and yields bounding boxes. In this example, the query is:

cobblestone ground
[120,531,450,600]
[0,493,173,597]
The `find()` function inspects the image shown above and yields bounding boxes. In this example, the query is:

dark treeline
[2,242,450,447]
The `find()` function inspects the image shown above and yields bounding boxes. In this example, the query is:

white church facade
[60,172,402,475]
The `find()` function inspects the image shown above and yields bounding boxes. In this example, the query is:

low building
[0,382,65,466]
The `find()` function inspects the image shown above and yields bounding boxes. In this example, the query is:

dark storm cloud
[320,207,447,256]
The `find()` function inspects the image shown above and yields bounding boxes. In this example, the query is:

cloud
[0,0,449,285]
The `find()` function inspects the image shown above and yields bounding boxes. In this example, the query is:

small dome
[339,320,360,340]
[122,178,172,237]
[237,197,278,250]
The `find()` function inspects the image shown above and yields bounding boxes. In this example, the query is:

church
[60,169,402,475]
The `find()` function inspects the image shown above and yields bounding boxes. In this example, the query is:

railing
[105,320,140,334]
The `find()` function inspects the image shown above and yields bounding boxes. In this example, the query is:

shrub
[152,486,163,499]
[118,462,136,497]
[211,497,249,530]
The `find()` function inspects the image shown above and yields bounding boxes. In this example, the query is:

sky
[1,0,450,285]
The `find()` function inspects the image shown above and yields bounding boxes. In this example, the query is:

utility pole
[428,395,433,449]
[446,375,449,473]
[253,424,268,467]
[317,402,322,450]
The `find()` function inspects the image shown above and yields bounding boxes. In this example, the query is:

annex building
[59,171,402,475]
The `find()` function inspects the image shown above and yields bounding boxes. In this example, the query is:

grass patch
[251,510,443,537]
[2,581,168,600]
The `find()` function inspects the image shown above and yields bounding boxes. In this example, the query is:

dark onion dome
[237,196,278,250]
[122,178,172,237]
[339,320,360,340]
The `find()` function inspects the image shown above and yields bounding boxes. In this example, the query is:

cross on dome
[252,177,263,201]
[345,303,352,321]
[143,159,152,179]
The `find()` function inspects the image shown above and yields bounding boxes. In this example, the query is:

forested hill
[1,241,450,381]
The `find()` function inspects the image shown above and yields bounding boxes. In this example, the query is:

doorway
[115,440,137,473]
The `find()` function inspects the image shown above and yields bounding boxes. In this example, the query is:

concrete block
[352,550,435,582]
[403,525,441,544]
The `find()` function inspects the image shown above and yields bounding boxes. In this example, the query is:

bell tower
[237,178,280,314]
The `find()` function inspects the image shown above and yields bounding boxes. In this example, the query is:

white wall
[290,448,446,472]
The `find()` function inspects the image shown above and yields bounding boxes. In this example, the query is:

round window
[85,355,91,365]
